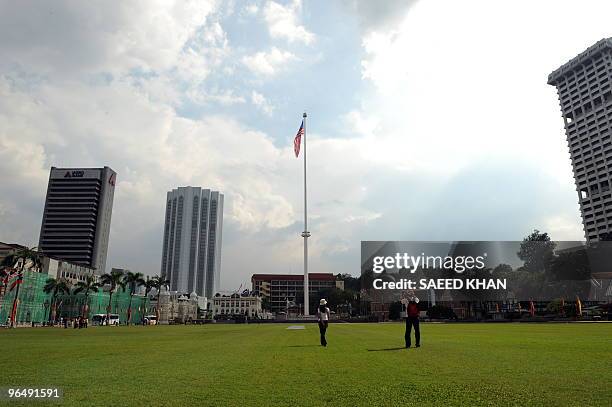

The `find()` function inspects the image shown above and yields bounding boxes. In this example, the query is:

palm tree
[150,274,170,322]
[1,246,44,272]
[43,277,71,324]
[73,275,100,320]
[100,270,125,325]
[122,271,145,325]
[141,277,156,325]
[0,264,14,298]
[2,246,44,327]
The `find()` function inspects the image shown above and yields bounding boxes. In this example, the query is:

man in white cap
[317,298,331,346]
[401,290,421,348]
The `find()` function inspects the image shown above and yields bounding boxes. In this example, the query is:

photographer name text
[372,278,507,290]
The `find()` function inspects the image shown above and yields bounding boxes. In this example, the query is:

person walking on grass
[403,292,421,348]
[317,299,331,347]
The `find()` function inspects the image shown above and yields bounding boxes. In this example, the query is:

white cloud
[0,0,234,110]
[0,0,218,77]
[343,110,379,137]
[342,0,419,33]
[251,91,274,115]
[244,3,259,15]
[543,215,584,241]
[187,88,246,106]
[175,21,231,85]
[242,47,296,75]
[355,0,612,182]
[263,0,314,45]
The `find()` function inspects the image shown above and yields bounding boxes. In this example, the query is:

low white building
[43,256,97,285]
[212,294,262,317]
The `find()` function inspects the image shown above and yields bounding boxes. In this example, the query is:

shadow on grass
[287,345,322,348]
[366,347,406,352]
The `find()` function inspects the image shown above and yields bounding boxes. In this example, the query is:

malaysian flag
[294,120,304,157]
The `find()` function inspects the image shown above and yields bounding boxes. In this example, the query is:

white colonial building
[146,289,200,324]
[212,294,262,317]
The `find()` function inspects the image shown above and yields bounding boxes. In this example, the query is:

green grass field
[1,323,610,406]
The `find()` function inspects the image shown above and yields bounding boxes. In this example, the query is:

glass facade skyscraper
[38,166,116,274]
[161,187,223,298]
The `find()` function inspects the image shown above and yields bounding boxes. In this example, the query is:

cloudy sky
[0,0,610,290]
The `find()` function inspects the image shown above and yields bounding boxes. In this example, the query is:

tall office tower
[39,167,116,273]
[548,38,612,242]
[160,187,223,298]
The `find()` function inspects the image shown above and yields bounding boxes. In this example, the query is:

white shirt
[317,307,330,321]
[401,296,419,305]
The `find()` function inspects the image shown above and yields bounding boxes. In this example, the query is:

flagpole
[301,112,310,316]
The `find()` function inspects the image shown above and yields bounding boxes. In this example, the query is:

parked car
[92,314,120,326]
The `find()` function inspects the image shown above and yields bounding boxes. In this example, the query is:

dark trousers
[318,321,328,346]
[405,317,420,347]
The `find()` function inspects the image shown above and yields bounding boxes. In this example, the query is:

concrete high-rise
[39,167,116,273]
[160,187,223,298]
[548,38,612,241]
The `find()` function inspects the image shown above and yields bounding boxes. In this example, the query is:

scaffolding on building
[0,271,150,326]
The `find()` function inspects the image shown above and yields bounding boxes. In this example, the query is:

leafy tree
[359,269,375,292]
[44,277,71,323]
[73,275,100,319]
[493,264,513,274]
[290,290,327,315]
[317,287,357,314]
[546,299,564,314]
[100,270,126,324]
[122,272,145,325]
[261,296,271,311]
[549,248,590,281]
[517,230,556,273]
[427,305,457,320]
[335,273,360,292]
[388,301,402,320]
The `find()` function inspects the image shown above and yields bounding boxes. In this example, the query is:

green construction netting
[55,289,149,323]
[0,271,151,325]
[0,270,52,324]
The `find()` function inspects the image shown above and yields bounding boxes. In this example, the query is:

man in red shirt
[403,293,421,348]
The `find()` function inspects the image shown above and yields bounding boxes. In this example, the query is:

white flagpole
[301,112,310,316]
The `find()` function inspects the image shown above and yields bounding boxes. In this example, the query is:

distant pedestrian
[317,299,331,347]
[403,292,421,348]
